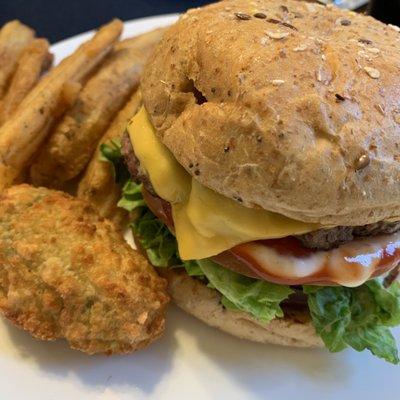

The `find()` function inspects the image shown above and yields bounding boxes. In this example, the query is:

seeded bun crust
[161,269,323,348]
[141,0,400,226]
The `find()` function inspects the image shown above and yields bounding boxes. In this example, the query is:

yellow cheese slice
[128,107,318,260]
[127,107,190,203]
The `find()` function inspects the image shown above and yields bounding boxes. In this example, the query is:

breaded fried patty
[0,185,169,354]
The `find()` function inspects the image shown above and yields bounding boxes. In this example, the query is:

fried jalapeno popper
[0,19,123,191]
[31,28,166,189]
[0,185,169,354]
[30,47,143,188]
[75,29,167,223]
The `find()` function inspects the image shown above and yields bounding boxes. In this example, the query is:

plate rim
[50,13,179,55]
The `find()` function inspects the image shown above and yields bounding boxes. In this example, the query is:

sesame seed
[281,21,298,31]
[266,30,290,40]
[260,37,269,45]
[266,18,297,31]
[394,114,400,124]
[266,18,281,25]
[321,54,326,61]
[375,104,385,115]
[271,79,285,86]
[340,19,352,26]
[254,12,267,19]
[359,38,373,45]
[364,66,380,79]
[389,24,400,33]
[235,12,252,20]
[335,93,346,102]
[366,47,380,54]
[293,44,307,52]
[355,154,370,170]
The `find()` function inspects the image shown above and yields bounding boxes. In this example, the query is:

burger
[102,0,400,363]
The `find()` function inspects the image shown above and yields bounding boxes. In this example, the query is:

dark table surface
[0,0,398,43]
[0,0,211,43]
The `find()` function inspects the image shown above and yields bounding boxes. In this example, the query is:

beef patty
[297,222,400,250]
[122,132,400,251]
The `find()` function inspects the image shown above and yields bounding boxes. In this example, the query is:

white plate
[0,15,399,400]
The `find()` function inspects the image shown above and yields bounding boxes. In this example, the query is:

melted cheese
[128,107,318,260]
[127,107,190,203]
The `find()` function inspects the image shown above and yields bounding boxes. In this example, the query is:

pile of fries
[0,19,165,224]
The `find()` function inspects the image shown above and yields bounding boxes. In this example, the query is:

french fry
[115,27,167,56]
[0,19,123,191]
[78,90,142,224]
[0,38,52,125]
[0,20,34,100]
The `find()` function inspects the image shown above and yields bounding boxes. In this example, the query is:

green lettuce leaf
[99,138,400,363]
[304,282,400,364]
[131,208,180,268]
[220,296,241,311]
[366,280,400,327]
[198,259,293,323]
[122,182,292,323]
[118,180,146,212]
[182,260,205,277]
[100,140,130,184]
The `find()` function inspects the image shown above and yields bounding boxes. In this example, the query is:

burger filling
[101,107,400,364]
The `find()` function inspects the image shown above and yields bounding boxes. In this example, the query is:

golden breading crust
[0,185,169,354]
[142,0,400,226]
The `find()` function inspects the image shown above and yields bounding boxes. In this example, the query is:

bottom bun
[161,269,323,348]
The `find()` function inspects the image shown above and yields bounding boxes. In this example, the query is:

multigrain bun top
[141,0,400,226]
